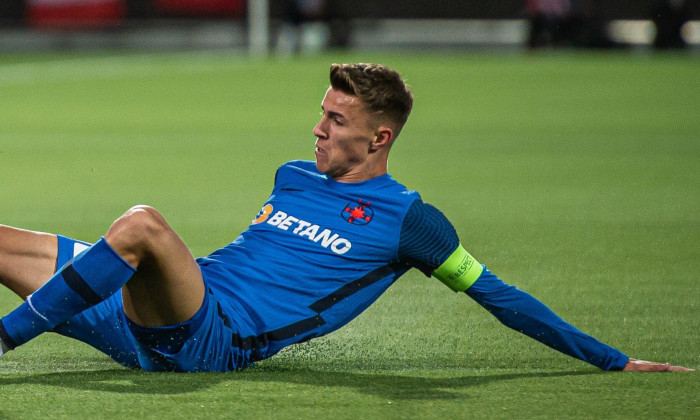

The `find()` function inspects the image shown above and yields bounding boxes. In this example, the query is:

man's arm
[399,200,693,372]
[433,244,694,372]
[434,246,629,370]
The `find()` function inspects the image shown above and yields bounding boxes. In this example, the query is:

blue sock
[0,237,135,350]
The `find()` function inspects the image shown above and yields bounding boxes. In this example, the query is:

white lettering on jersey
[264,209,352,255]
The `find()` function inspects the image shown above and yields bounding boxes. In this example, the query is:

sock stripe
[62,264,103,305]
[26,295,50,322]
[0,320,18,350]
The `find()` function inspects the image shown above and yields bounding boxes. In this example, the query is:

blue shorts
[53,283,249,372]
[52,235,248,372]
[125,286,243,372]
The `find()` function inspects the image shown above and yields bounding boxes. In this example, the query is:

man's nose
[313,119,327,138]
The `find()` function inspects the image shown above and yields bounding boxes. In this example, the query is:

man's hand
[623,358,695,372]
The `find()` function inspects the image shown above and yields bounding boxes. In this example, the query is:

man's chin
[314,158,327,174]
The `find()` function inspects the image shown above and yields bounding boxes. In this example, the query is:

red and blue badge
[341,199,374,225]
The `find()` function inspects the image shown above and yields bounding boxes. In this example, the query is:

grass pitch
[0,50,698,419]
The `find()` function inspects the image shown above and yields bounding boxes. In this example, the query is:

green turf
[0,51,697,419]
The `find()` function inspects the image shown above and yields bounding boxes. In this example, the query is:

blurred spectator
[652,0,692,49]
[525,0,572,48]
[526,0,619,49]
[152,0,245,18]
[565,0,617,49]
[275,0,349,54]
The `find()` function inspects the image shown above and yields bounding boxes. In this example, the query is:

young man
[0,63,691,373]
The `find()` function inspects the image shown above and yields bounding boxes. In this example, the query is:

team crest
[341,199,374,225]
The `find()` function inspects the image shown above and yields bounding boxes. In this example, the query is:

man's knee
[105,205,170,261]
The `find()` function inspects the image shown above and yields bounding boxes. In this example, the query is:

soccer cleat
[0,337,9,357]
[0,321,16,356]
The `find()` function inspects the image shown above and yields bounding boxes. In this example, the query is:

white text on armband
[266,210,352,255]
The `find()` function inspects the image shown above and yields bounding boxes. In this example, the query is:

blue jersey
[197,160,421,362]
[50,160,628,371]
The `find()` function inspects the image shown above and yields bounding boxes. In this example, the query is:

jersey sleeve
[398,201,629,370]
[398,200,460,276]
[466,268,629,370]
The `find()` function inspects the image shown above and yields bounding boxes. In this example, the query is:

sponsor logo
[341,199,373,225]
[252,203,273,225]
[252,204,352,255]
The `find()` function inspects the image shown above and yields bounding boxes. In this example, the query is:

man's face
[313,87,378,182]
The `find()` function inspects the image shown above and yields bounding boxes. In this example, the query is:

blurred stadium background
[0,0,698,53]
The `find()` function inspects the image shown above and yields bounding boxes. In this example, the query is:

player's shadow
[0,366,603,400]
[246,368,603,400]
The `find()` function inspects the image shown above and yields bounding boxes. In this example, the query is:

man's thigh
[0,225,58,298]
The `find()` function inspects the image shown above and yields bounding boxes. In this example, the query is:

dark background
[1,0,697,24]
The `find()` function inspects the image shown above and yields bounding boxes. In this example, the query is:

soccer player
[0,63,692,373]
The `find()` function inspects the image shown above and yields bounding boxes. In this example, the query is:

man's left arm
[433,244,632,370]
[433,245,692,372]
[399,200,693,372]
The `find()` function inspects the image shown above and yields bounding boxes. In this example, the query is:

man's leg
[0,225,58,299]
[0,205,205,354]
[104,205,205,327]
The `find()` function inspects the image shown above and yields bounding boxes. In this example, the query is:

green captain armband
[432,244,484,293]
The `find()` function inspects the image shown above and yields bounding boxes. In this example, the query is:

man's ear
[370,126,394,151]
